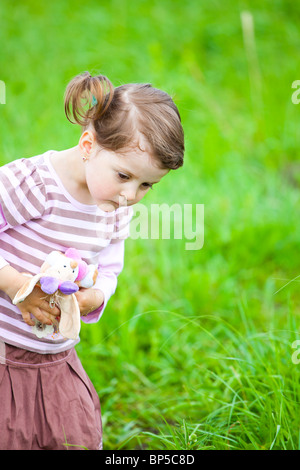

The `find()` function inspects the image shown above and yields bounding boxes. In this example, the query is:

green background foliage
[1,0,300,449]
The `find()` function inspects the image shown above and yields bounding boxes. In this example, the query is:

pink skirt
[0,342,102,450]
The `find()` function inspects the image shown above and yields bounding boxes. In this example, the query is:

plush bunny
[12,248,98,340]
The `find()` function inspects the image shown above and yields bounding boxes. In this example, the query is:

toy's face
[43,253,79,281]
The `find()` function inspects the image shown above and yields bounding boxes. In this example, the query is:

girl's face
[84,145,169,212]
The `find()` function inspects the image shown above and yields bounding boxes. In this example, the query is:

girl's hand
[74,288,104,316]
[16,284,61,327]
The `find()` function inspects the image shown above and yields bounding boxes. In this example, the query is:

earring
[82,155,88,162]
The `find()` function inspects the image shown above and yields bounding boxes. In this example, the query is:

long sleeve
[0,210,9,269]
[81,239,126,324]
[81,205,133,323]
[0,205,8,270]
[0,158,46,271]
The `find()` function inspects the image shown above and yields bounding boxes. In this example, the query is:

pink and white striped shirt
[0,150,133,353]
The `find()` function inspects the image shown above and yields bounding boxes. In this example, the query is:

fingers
[40,298,61,317]
[21,308,53,326]
[20,310,35,327]
[19,296,61,327]
[36,307,57,325]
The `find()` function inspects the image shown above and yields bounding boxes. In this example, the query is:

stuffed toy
[12,248,98,340]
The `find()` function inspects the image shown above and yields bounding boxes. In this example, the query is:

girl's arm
[0,265,60,326]
[80,206,133,323]
[79,239,126,323]
[75,287,104,317]
[0,265,27,301]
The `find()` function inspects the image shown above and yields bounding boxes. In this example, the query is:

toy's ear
[58,294,81,340]
[41,251,64,272]
[12,274,43,305]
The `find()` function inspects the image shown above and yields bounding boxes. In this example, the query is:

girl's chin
[97,201,118,212]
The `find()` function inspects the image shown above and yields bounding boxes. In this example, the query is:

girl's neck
[50,145,95,205]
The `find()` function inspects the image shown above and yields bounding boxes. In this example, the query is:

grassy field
[1,0,300,450]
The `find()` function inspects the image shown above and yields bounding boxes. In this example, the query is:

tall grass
[1,0,300,449]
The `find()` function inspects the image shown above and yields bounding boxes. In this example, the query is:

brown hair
[64,71,184,170]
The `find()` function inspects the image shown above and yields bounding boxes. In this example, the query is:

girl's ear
[79,129,96,157]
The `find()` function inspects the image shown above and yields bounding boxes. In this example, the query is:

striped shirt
[0,150,133,353]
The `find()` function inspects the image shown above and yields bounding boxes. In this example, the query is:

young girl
[0,71,184,450]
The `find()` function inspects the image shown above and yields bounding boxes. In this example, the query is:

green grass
[1,0,300,450]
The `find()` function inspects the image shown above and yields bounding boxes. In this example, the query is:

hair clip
[92,95,98,106]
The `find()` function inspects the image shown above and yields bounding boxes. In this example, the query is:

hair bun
[64,71,114,126]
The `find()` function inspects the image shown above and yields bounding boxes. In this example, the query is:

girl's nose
[120,187,137,203]
[118,194,127,206]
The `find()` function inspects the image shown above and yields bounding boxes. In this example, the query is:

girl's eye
[118,172,129,180]
[142,183,153,190]
[118,172,153,190]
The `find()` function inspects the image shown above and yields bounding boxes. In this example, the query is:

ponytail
[64,71,114,126]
